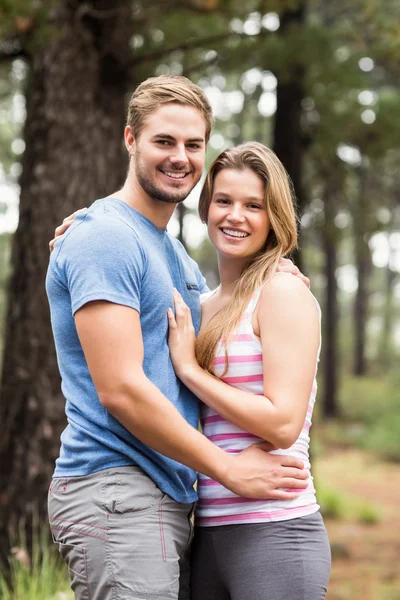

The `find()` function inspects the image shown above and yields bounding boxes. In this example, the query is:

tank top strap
[243,284,267,320]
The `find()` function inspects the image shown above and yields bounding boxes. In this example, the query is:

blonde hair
[196,142,298,375]
[127,75,213,142]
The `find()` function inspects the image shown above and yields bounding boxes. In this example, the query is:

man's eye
[156,140,171,146]
[187,144,200,149]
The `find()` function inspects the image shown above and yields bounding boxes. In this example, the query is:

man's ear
[124,125,135,156]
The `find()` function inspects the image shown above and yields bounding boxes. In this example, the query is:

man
[47,75,308,600]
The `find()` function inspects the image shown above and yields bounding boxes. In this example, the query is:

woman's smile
[208,168,270,260]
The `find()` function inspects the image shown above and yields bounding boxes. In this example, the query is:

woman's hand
[276,257,310,289]
[167,289,199,380]
[49,208,88,252]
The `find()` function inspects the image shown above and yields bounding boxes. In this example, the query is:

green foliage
[339,375,396,425]
[326,374,400,462]
[317,480,381,523]
[360,413,400,463]
[0,0,58,51]
[317,481,348,520]
[0,521,71,600]
[355,501,381,524]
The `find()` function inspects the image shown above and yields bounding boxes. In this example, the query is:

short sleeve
[54,214,146,315]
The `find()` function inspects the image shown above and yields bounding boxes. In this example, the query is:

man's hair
[127,75,213,142]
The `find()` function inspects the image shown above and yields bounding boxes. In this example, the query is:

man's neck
[109,174,176,229]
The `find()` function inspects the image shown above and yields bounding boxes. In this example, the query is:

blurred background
[0,1,399,598]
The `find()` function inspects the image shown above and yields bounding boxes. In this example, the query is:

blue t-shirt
[46,198,208,503]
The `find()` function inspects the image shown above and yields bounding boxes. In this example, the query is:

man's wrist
[210,451,235,488]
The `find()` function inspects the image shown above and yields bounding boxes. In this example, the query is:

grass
[0,522,71,600]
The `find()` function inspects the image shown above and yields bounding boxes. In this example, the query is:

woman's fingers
[49,220,72,252]
[55,219,74,237]
[49,208,88,253]
[266,489,303,501]
[173,289,189,323]
[167,307,177,330]
[62,207,88,223]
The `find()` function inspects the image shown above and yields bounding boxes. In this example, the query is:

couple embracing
[46,75,331,600]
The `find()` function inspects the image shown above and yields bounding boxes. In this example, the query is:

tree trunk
[0,0,133,565]
[377,200,398,368]
[321,182,340,418]
[273,2,307,271]
[378,258,396,367]
[177,202,187,249]
[353,168,371,376]
[353,240,371,375]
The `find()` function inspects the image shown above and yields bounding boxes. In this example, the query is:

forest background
[0,1,399,599]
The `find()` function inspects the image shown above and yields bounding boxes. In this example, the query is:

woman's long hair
[196,142,298,375]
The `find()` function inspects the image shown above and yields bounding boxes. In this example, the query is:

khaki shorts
[48,466,194,600]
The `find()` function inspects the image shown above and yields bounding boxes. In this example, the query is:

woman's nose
[227,205,245,222]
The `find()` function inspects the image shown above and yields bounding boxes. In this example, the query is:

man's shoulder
[61,204,144,252]
[51,206,148,278]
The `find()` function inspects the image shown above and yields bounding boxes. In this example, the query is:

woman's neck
[217,255,247,296]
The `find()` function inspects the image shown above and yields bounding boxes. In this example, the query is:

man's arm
[75,300,308,500]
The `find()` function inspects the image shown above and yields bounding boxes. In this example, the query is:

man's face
[129,103,207,204]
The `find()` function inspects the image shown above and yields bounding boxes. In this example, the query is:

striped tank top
[196,286,321,527]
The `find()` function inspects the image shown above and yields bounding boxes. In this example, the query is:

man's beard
[134,153,197,204]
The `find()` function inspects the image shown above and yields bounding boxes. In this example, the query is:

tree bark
[273,2,307,271]
[177,202,187,249]
[353,167,371,376]
[0,0,133,565]
[321,182,340,418]
[378,200,398,368]
[353,239,371,375]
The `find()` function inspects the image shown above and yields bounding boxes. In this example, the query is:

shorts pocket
[102,467,166,515]
[56,542,90,600]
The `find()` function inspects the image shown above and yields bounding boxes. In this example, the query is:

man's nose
[170,144,189,165]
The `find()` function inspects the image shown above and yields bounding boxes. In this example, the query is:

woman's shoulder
[259,272,320,317]
[200,288,218,304]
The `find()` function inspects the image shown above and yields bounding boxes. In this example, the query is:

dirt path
[316,449,400,600]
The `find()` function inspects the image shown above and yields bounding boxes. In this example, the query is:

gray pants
[190,512,331,600]
[48,466,194,600]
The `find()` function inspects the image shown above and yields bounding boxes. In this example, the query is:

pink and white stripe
[196,289,321,527]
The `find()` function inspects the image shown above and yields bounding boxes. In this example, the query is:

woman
[167,142,331,600]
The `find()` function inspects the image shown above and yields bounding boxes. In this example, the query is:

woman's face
[207,168,271,261]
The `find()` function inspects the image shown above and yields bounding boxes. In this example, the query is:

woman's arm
[168,274,320,449]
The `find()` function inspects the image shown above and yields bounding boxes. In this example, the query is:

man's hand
[276,257,310,289]
[224,442,308,500]
[49,208,87,252]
